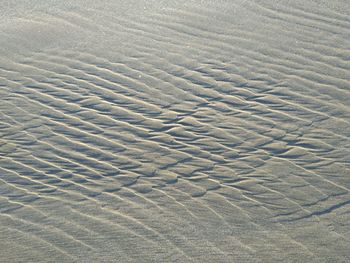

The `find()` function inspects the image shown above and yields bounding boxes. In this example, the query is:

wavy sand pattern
[0,0,349,262]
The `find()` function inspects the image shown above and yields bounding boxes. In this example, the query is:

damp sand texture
[0,0,349,262]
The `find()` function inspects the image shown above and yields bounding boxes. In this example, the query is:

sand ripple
[0,0,349,262]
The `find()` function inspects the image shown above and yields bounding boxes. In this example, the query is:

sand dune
[0,0,349,262]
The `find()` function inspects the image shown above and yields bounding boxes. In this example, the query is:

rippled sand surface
[1,0,349,262]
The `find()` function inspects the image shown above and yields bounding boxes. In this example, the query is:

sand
[0,0,349,262]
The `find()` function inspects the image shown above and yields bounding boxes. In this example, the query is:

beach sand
[0,0,349,262]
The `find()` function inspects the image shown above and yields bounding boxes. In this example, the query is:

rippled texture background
[0,0,349,262]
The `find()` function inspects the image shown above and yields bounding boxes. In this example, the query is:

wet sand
[0,0,349,262]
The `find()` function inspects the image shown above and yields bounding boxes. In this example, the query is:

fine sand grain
[0,0,349,262]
